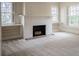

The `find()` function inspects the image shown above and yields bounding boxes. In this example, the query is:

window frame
[67,5,79,27]
[1,2,13,26]
[51,6,59,23]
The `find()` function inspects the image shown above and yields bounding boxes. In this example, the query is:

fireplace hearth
[33,25,46,37]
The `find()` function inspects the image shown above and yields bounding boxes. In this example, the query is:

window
[1,2,13,25]
[51,7,58,23]
[68,5,79,27]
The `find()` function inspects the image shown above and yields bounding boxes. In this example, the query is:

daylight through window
[68,5,79,26]
[51,7,58,23]
[1,2,13,25]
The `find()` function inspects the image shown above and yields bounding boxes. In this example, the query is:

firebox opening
[33,25,46,37]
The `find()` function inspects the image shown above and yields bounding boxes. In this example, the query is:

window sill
[69,26,79,29]
[1,24,22,27]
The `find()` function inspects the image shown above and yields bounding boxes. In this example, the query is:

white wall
[24,2,59,39]
[13,2,23,24]
[60,2,79,34]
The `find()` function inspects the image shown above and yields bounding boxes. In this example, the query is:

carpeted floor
[2,32,79,56]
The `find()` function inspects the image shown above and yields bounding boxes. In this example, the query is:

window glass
[51,7,58,23]
[1,2,13,25]
[68,5,79,26]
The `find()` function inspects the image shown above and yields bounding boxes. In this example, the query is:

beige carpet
[2,32,79,56]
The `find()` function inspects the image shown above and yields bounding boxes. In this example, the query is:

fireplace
[33,25,46,37]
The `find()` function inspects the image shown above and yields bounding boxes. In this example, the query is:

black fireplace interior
[33,25,46,37]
